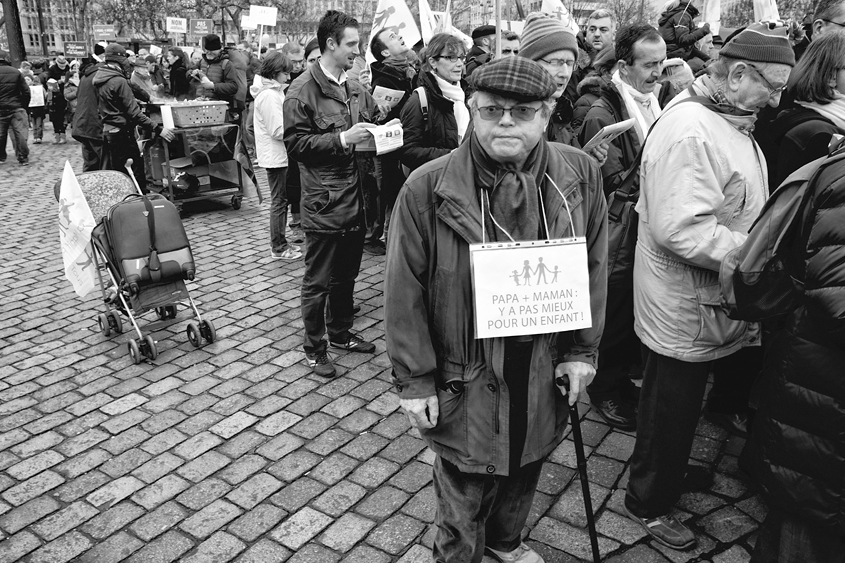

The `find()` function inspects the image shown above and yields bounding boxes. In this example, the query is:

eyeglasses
[436,55,466,63]
[476,105,539,121]
[822,19,845,28]
[501,48,519,55]
[746,63,787,98]
[539,57,575,69]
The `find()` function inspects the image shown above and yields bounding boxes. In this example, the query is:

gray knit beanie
[518,12,579,62]
[720,22,795,67]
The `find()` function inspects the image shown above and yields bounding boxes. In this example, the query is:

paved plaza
[0,133,765,562]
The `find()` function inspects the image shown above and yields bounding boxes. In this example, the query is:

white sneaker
[271,246,302,260]
[485,543,544,563]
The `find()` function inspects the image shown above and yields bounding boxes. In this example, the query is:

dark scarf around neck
[470,133,550,243]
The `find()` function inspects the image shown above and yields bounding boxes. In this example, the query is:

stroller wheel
[143,335,158,360]
[155,307,166,321]
[200,320,216,343]
[127,339,141,364]
[108,311,123,334]
[186,322,201,348]
[231,195,242,210]
[166,305,178,319]
[98,313,111,337]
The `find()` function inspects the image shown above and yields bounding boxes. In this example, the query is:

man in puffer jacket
[657,0,711,62]
[195,34,244,119]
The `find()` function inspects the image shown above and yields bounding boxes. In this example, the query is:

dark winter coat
[746,151,845,539]
[578,82,642,197]
[72,61,103,141]
[370,60,415,121]
[547,95,579,147]
[765,106,842,191]
[168,58,190,100]
[572,74,604,133]
[93,62,161,135]
[399,71,464,173]
[199,51,243,111]
[385,139,608,475]
[283,64,379,234]
[0,60,30,111]
[658,2,711,61]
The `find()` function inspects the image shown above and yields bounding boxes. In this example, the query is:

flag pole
[495,0,502,59]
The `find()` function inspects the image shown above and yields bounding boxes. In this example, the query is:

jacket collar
[309,64,355,104]
[434,139,583,245]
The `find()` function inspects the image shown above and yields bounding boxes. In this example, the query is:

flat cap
[104,43,127,62]
[472,25,496,39]
[470,56,556,102]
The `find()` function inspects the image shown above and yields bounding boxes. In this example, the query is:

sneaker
[306,350,337,377]
[485,543,544,563]
[19,160,29,166]
[271,246,302,260]
[363,240,386,256]
[330,333,375,353]
[624,504,696,550]
[34,139,42,144]
[289,226,305,244]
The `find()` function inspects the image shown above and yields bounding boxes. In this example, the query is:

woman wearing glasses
[398,33,470,174]
[764,30,845,190]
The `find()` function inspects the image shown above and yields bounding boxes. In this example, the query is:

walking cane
[557,375,601,563]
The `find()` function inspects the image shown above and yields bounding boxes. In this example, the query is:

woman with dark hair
[166,47,191,100]
[304,38,321,70]
[254,51,301,260]
[399,33,469,173]
[765,30,845,189]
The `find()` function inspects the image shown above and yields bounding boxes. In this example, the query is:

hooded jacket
[385,139,608,475]
[0,60,30,111]
[72,61,102,141]
[93,62,161,135]
[572,74,605,133]
[658,1,711,60]
[253,77,288,169]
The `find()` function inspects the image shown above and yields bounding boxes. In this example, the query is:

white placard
[470,238,592,339]
[372,123,403,155]
[250,5,278,26]
[166,17,187,33]
[372,86,406,109]
[582,118,635,153]
[160,105,175,129]
[241,13,257,30]
[149,44,162,56]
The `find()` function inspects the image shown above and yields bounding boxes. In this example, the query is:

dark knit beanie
[203,34,222,51]
[94,42,107,56]
[470,56,557,102]
[720,22,795,67]
[519,12,579,62]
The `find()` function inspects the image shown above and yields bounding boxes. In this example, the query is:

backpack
[720,136,845,321]
[401,86,427,177]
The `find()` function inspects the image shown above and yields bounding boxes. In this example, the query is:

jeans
[266,167,289,253]
[433,456,543,563]
[752,507,845,563]
[300,229,366,354]
[102,130,146,193]
[0,109,30,163]
[30,108,45,140]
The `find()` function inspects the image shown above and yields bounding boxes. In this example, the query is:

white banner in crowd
[702,0,721,37]
[58,161,97,298]
[540,0,581,36]
[367,0,422,63]
[241,13,257,31]
[250,5,278,26]
[166,17,187,34]
[753,0,780,22]
[418,0,438,44]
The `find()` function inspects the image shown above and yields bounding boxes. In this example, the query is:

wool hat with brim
[719,21,795,66]
[470,56,557,102]
[203,34,222,51]
[472,25,496,40]
[56,56,68,68]
[519,12,579,62]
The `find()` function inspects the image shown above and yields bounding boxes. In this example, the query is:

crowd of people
[3,0,845,562]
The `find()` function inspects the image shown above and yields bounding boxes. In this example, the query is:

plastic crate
[170,102,229,127]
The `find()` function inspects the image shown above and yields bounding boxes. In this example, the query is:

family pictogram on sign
[510,257,561,287]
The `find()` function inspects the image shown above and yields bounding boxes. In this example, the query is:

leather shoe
[704,411,749,438]
[592,398,637,431]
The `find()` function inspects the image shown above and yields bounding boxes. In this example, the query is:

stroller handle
[124,159,143,195]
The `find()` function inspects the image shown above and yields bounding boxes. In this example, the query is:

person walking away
[764,30,845,189]
[25,75,45,145]
[94,44,175,191]
[284,10,385,378]
[255,51,302,261]
[623,22,794,550]
[0,49,31,166]
[386,56,608,563]
[72,56,104,171]
[657,0,711,63]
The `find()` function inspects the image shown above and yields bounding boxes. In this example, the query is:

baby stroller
[58,161,216,364]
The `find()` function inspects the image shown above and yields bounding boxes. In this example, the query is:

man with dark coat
[657,0,711,62]
[0,49,31,166]
[195,34,244,118]
[72,57,104,171]
[284,10,383,378]
[466,24,496,77]
[94,44,174,191]
[386,56,607,563]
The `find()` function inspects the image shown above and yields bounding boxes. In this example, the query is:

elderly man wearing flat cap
[385,56,608,563]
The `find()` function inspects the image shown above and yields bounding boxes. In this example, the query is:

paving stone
[101,427,151,455]
[388,461,432,493]
[209,411,259,438]
[181,531,246,563]
[401,486,436,521]
[177,451,232,482]
[100,409,151,435]
[531,517,620,561]
[179,499,242,539]
[652,532,718,563]
[366,514,427,555]
[218,454,268,485]
[141,410,189,434]
[0,530,41,563]
[736,496,767,523]
[548,438,594,469]
[337,409,382,434]
[711,473,750,499]
[380,435,426,464]
[132,452,185,483]
[604,544,671,562]
[126,530,194,563]
[271,478,327,512]
[371,412,411,439]
[228,503,287,542]
[132,474,192,509]
[80,501,146,539]
[174,431,224,460]
[341,545,393,563]
[320,513,377,552]
[289,412,338,439]
[595,509,648,545]
[30,500,98,541]
[131,501,190,541]
[270,506,334,550]
[677,491,728,515]
[176,478,233,510]
[286,543,341,563]
[712,545,751,563]
[537,462,576,496]
[699,506,759,543]
[76,531,144,563]
[354,485,411,520]
[341,432,390,460]
[1,470,65,506]
[313,480,368,517]
[0,496,61,534]
[256,433,305,461]
[85,475,145,509]
[549,478,610,527]
[100,448,153,478]
[10,430,63,458]
[217,430,267,458]
[28,530,92,563]
[226,473,284,509]
[305,428,355,456]
[5,450,64,480]
[349,457,401,488]
[101,393,148,415]
[235,539,292,563]
[54,471,111,502]
[141,428,189,455]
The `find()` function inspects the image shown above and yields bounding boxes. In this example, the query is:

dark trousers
[79,138,103,172]
[102,130,146,193]
[49,108,66,134]
[266,167,289,253]
[589,282,641,402]
[0,109,29,163]
[708,346,762,414]
[363,159,382,242]
[301,229,365,354]
[752,507,845,563]
[433,456,543,563]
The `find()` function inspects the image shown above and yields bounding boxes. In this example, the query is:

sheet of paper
[372,123,403,155]
[372,86,406,110]
[582,118,635,153]
[149,44,162,56]
[161,105,175,129]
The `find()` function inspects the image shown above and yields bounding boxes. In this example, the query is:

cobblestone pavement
[0,131,765,562]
